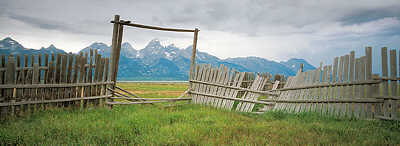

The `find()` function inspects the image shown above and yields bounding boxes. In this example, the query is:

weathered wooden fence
[0,49,112,118]
[189,64,281,112]
[268,47,399,120]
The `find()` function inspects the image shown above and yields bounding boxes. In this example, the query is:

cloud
[0,0,399,67]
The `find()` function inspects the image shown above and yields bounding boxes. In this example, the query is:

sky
[0,0,400,66]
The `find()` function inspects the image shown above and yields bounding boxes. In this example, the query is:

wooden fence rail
[0,49,111,118]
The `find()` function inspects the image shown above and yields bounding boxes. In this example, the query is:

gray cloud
[0,0,399,66]
[8,13,78,32]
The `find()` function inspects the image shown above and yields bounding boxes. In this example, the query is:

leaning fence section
[188,64,282,112]
[0,49,112,118]
[271,47,399,120]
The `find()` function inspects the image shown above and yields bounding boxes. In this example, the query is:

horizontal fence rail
[0,48,111,118]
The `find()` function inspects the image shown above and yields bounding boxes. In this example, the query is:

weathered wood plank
[15,55,23,115]
[365,47,374,118]
[330,57,339,115]
[103,58,110,106]
[381,47,389,118]
[360,56,367,118]
[0,55,5,118]
[343,54,350,117]
[217,66,230,108]
[348,51,355,118]
[389,49,397,119]
[6,55,16,116]
[211,65,223,107]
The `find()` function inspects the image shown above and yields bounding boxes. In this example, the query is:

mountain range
[0,37,315,80]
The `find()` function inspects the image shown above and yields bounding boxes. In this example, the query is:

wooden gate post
[110,15,120,84]
[108,15,122,107]
[189,28,199,89]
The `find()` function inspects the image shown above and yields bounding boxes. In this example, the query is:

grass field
[0,82,399,145]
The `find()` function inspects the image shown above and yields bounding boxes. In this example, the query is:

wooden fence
[0,49,112,118]
[189,64,281,112]
[269,47,399,120]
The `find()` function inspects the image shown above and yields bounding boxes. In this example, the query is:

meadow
[0,82,399,145]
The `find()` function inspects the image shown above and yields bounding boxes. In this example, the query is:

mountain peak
[122,42,134,50]
[48,44,56,48]
[145,39,162,48]
[0,37,24,49]
[90,42,108,47]
[2,37,16,42]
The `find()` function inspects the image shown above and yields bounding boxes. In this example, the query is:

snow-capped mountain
[0,37,315,80]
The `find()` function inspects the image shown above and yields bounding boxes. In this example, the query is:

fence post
[188,28,199,93]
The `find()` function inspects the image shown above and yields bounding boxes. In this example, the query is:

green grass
[116,82,188,98]
[1,105,399,145]
[0,83,399,145]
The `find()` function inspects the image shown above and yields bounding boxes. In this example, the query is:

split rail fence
[0,49,112,118]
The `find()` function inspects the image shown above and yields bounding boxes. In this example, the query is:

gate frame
[108,15,199,102]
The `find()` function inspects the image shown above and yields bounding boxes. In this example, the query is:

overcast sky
[1,0,400,66]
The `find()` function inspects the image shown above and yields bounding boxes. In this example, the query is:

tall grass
[1,104,399,145]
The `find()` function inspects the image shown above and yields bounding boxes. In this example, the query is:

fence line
[0,49,111,118]
[272,47,399,120]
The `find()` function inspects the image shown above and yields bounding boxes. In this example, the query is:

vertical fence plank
[0,55,6,118]
[295,72,305,113]
[219,66,230,108]
[381,47,389,117]
[211,65,223,107]
[354,58,361,118]
[72,54,80,106]
[360,56,367,118]
[48,54,55,107]
[336,56,344,116]
[320,66,328,114]
[365,47,373,118]
[66,53,73,107]
[93,52,100,106]
[103,58,110,106]
[326,65,332,114]
[43,54,49,109]
[330,57,339,115]
[6,55,16,116]
[32,59,39,112]
[15,55,22,115]
[211,68,220,106]
[349,51,355,118]
[82,52,88,107]
[216,66,227,108]
[199,64,210,104]
[343,55,350,117]
[389,49,397,119]
[87,49,94,106]
[38,54,44,110]
[28,55,35,112]
[221,69,231,109]
[195,64,205,104]
[60,54,67,107]
[203,65,213,105]
[228,71,245,110]
[192,64,202,104]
